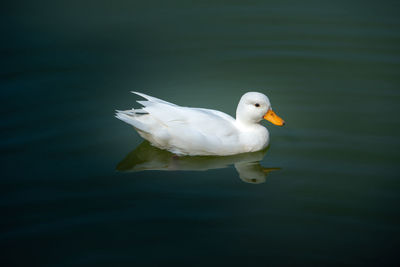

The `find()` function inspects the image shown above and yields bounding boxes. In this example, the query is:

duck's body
[116,92,284,156]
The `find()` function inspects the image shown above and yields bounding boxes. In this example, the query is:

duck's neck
[235,118,261,129]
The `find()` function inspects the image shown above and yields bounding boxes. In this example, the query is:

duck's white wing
[116,93,240,155]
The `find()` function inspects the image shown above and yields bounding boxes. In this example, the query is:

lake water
[2,0,400,265]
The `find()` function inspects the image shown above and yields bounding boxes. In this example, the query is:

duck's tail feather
[131,91,177,106]
[115,108,147,115]
[115,109,150,132]
[116,91,175,133]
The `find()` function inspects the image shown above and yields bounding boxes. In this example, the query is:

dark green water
[2,0,400,265]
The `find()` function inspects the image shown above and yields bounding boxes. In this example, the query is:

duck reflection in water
[117,141,280,184]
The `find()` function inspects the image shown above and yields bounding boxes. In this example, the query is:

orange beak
[263,109,285,126]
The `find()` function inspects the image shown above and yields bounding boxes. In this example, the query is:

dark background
[1,0,400,266]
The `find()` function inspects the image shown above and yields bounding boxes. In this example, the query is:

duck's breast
[238,125,269,153]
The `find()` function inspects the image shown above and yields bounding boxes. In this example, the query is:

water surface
[1,0,400,265]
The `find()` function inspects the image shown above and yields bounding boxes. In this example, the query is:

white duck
[116,92,285,156]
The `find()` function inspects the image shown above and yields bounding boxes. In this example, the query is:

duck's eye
[255,103,260,107]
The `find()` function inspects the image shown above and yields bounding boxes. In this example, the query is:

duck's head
[236,92,285,126]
